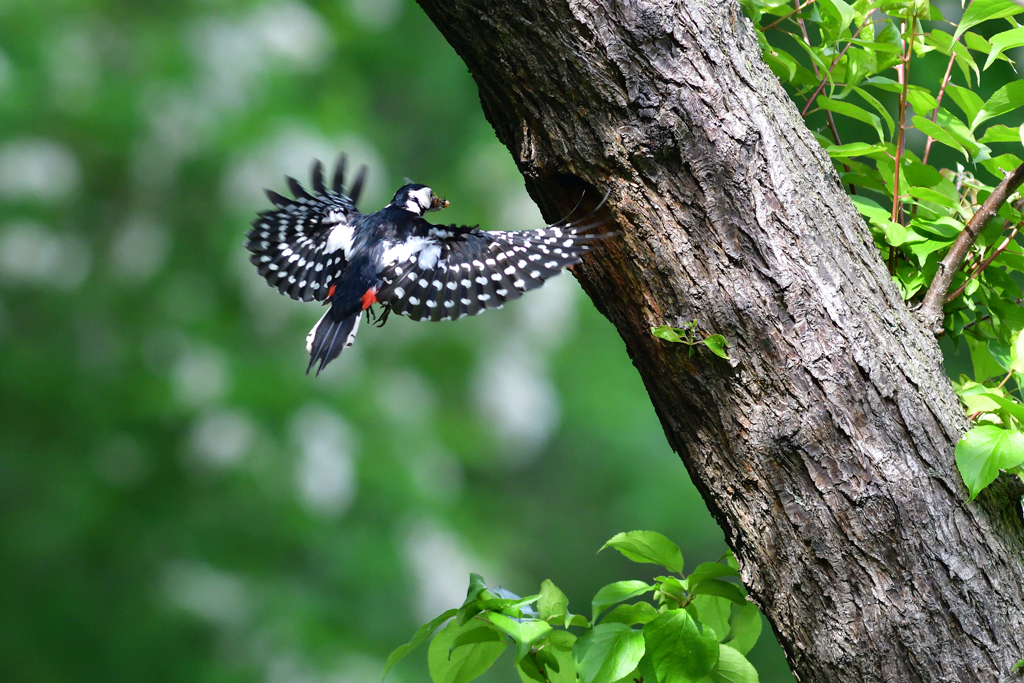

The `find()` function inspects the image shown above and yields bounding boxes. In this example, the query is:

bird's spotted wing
[375,221,604,322]
[244,156,368,302]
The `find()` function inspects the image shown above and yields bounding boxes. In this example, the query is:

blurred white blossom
[163,560,252,626]
[347,0,403,31]
[0,220,91,289]
[109,215,171,283]
[403,521,488,623]
[0,139,81,202]
[172,344,230,407]
[189,408,257,468]
[473,337,560,464]
[289,405,357,517]
[223,128,388,211]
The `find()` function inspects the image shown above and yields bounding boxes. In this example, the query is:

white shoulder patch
[379,236,444,270]
[325,224,355,255]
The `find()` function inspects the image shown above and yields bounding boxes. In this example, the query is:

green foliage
[385,532,764,683]
[745,0,1024,500]
[652,322,731,360]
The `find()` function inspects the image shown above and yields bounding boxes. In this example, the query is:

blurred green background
[3,0,1012,681]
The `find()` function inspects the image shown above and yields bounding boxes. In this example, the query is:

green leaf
[953,0,1024,44]
[818,0,856,39]
[967,336,1006,383]
[981,394,1024,427]
[690,580,749,606]
[817,96,884,142]
[644,609,720,683]
[538,580,569,624]
[852,87,895,139]
[984,26,1024,69]
[934,108,984,159]
[882,220,907,247]
[485,613,552,663]
[428,620,506,683]
[709,644,760,683]
[473,595,541,618]
[972,81,1024,133]
[702,335,730,360]
[905,88,939,118]
[945,85,985,127]
[573,623,646,683]
[600,530,684,573]
[601,602,660,626]
[955,425,1024,500]
[548,630,577,652]
[1013,331,1024,375]
[978,124,1024,143]
[518,647,576,683]
[726,603,762,655]
[874,20,904,71]
[912,115,968,158]
[465,574,489,604]
[451,626,505,651]
[591,580,654,622]
[689,594,732,642]
[957,383,1005,416]
[980,154,1024,182]
[824,142,887,158]
[687,562,741,588]
[1012,659,1024,672]
[651,325,685,343]
[906,186,957,210]
[383,608,458,681]
[518,656,547,683]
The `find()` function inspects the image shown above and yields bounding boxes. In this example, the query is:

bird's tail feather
[306,308,361,376]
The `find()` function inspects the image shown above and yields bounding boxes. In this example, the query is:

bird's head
[393,183,449,216]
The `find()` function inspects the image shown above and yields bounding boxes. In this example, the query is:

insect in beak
[429,193,449,211]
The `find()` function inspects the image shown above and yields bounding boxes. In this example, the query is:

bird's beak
[429,193,449,211]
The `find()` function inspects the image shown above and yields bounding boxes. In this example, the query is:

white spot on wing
[325,223,354,254]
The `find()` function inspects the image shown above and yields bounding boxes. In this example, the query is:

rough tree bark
[414,1,1024,682]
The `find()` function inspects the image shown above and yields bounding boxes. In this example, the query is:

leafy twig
[761,0,817,32]
[798,13,875,119]
[948,208,1024,303]
[796,13,873,195]
[919,163,1024,332]
[959,298,1024,332]
[921,56,958,167]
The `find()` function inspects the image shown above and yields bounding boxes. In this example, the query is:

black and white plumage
[244,154,606,375]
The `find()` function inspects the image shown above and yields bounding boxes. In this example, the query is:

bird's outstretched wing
[374,213,606,322]
[245,156,368,302]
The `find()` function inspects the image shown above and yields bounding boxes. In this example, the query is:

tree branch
[918,163,1024,333]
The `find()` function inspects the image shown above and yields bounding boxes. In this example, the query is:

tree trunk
[413,0,1024,681]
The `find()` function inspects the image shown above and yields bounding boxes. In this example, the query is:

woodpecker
[245,154,605,375]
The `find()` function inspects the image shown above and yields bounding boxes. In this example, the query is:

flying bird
[244,154,605,375]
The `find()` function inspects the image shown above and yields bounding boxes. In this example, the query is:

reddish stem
[922,0,972,166]
[799,13,875,119]
[891,18,917,226]
[762,0,818,32]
